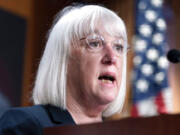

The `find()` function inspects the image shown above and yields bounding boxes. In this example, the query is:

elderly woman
[0,4,128,135]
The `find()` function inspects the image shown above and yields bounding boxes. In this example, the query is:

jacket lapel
[44,105,75,125]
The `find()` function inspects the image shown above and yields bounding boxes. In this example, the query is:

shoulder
[0,105,44,127]
[0,105,45,135]
[0,105,75,135]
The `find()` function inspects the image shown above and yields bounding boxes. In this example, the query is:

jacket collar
[44,104,75,125]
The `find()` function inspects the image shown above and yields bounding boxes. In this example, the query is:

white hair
[32,4,128,117]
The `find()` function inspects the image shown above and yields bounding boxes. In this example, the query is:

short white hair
[32,4,128,117]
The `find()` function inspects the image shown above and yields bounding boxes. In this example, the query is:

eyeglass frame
[80,33,130,57]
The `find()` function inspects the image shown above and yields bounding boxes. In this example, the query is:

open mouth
[98,74,115,84]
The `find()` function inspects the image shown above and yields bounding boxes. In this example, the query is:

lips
[98,72,116,84]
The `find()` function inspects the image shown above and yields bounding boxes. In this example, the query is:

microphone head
[167,49,180,63]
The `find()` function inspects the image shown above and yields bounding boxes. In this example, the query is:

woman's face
[67,26,124,108]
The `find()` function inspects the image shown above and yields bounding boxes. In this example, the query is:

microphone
[167,49,180,63]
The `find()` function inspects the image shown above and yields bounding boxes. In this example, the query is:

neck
[67,94,107,124]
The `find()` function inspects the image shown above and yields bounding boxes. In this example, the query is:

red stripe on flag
[155,92,167,114]
[131,104,139,117]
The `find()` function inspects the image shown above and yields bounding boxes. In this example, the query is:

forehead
[93,28,124,40]
[88,19,126,41]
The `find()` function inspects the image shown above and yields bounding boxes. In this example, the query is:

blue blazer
[0,105,75,135]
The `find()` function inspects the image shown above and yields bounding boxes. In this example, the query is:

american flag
[131,0,172,117]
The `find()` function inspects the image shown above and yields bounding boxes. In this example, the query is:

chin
[98,92,117,105]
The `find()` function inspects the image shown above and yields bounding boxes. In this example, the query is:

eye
[85,34,103,51]
[113,39,125,53]
[88,40,101,48]
[114,44,124,52]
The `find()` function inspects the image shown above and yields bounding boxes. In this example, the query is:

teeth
[102,79,113,84]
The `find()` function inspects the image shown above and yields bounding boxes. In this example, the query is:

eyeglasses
[80,34,129,57]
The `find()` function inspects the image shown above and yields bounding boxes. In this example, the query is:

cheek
[79,54,102,92]
[84,60,98,72]
[81,55,100,80]
[117,59,124,87]
[67,48,84,86]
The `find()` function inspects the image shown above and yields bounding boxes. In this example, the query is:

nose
[101,45,117,65]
